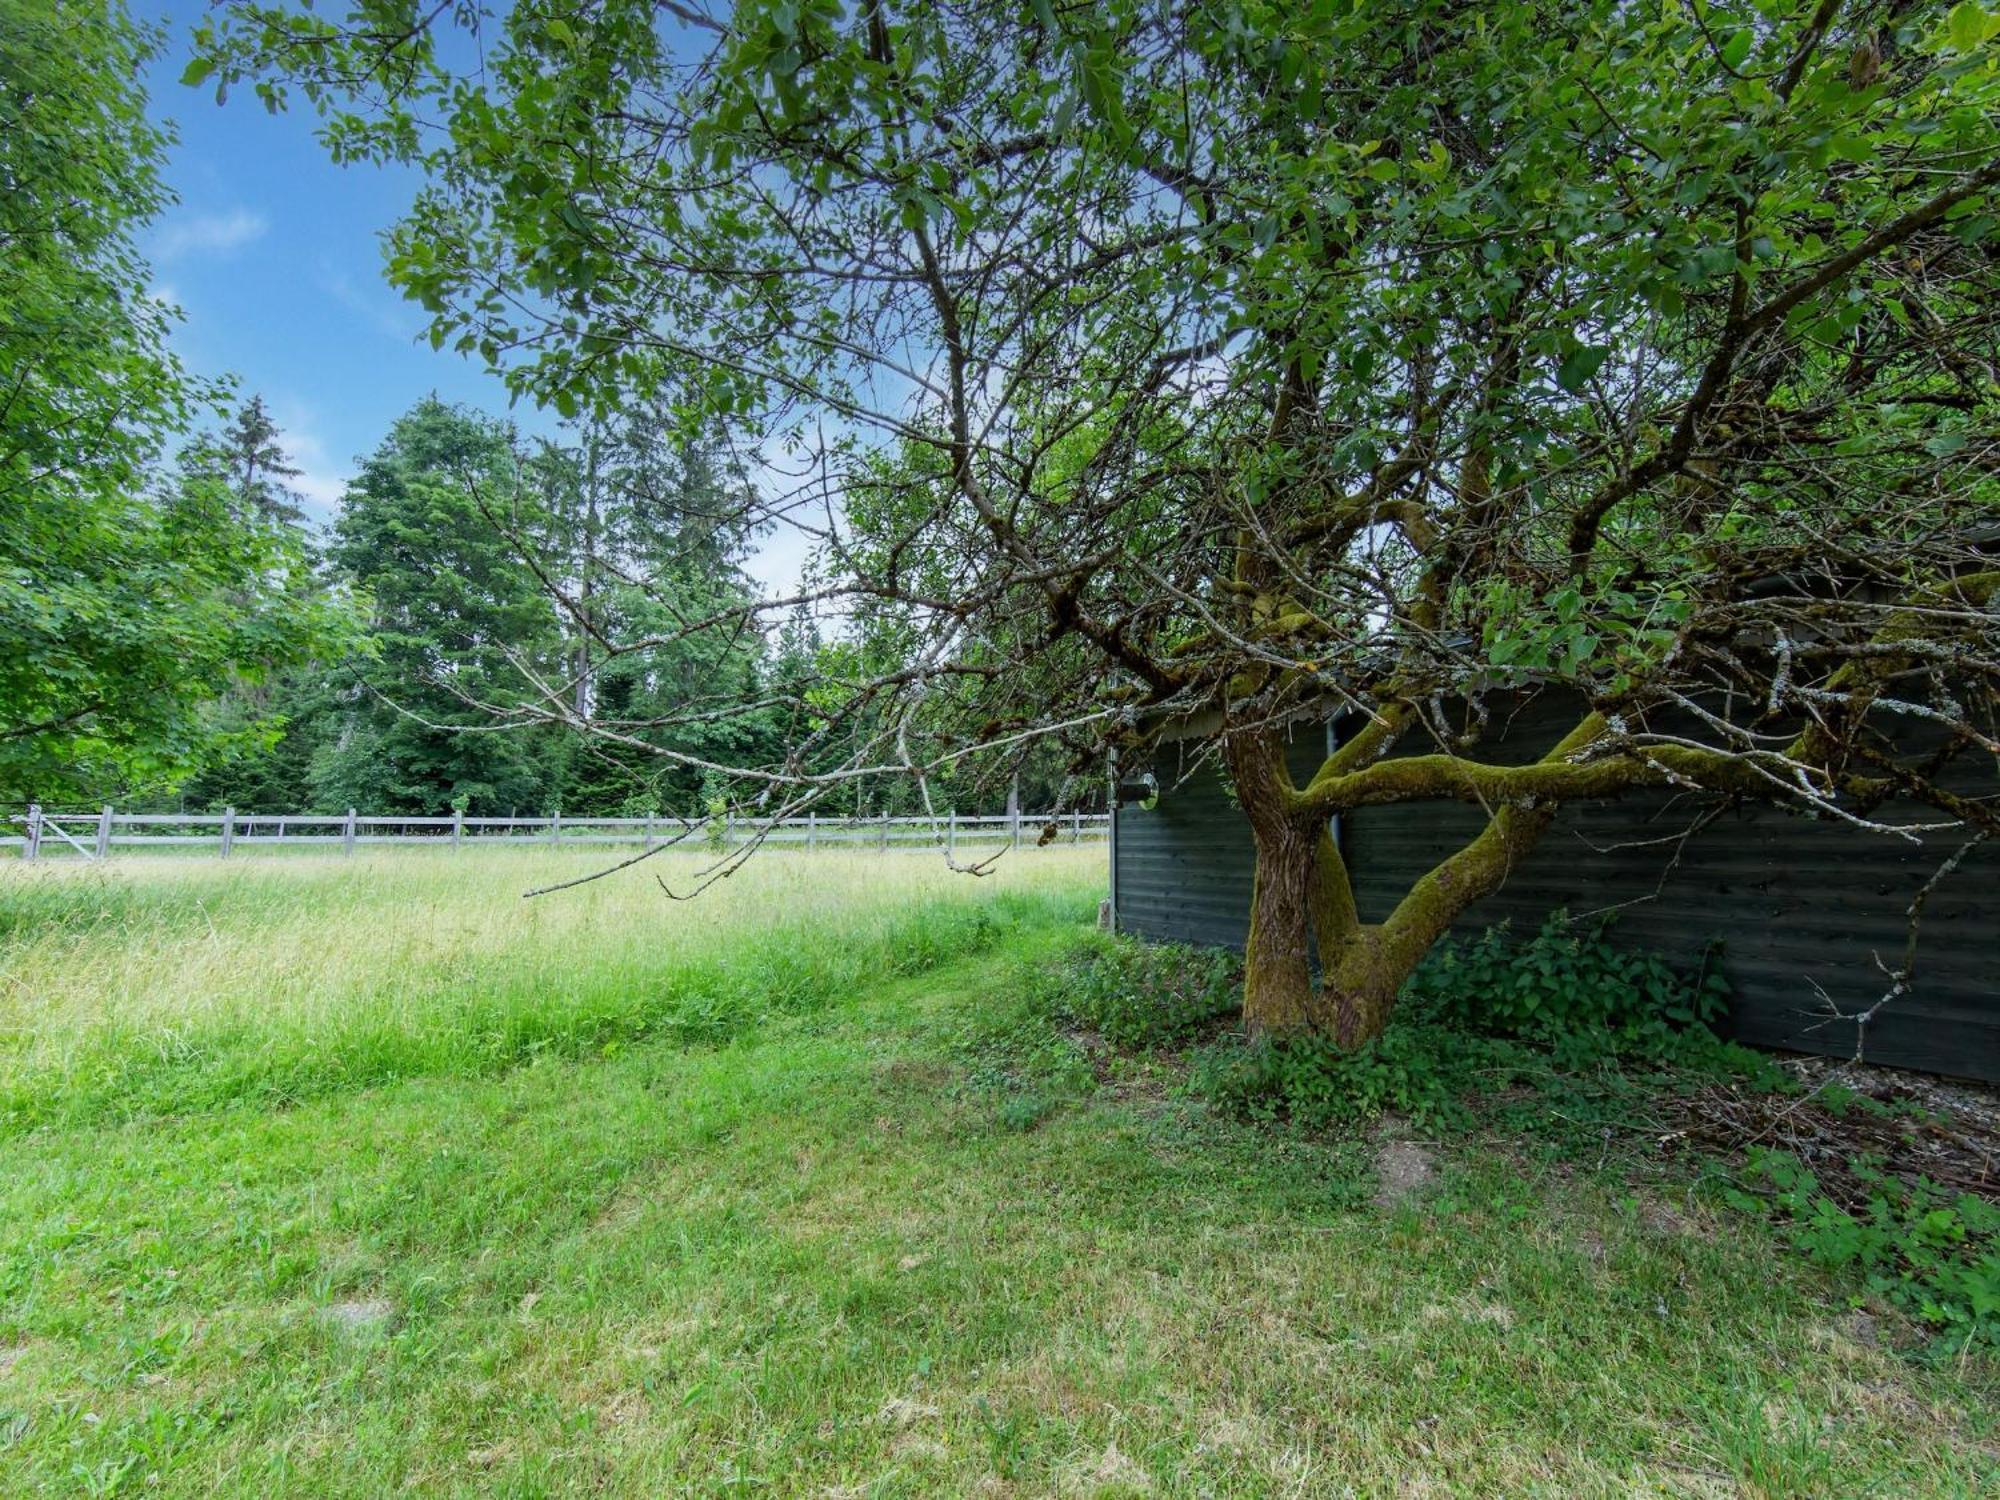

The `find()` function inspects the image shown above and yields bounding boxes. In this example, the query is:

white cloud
[153,208,268,262]
[292,467,349,521]
[321,265,423,343]
[743,518,821,601]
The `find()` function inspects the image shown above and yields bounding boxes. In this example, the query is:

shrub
[1190,1024,1524,1131]
[1034,936,1240,1049]
[1403,912,1731,1063]
[1192,914,1739,1130]
[943,937,1236,1129]
[1732,1148,2000,1351]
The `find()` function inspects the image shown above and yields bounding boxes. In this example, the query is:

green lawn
[0,852,1992,1495]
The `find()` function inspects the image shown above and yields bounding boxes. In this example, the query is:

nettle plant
[199,0,2000,1047]
[1403,914,1733,1062]
[1738,1147,2000,1348]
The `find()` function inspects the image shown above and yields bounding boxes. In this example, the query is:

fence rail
[6,804,1109,860]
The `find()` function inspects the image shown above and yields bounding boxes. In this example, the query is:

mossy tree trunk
[1226,728,1397,1046]
[1224,714,1600,1051]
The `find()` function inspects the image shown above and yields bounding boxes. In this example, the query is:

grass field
[0,849,1093,1129]
[1,851,1994,1495]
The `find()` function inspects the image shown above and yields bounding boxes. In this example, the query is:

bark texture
[1226,730,1319,1034]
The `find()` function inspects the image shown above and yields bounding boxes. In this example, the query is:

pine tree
[215,394,308,529]
[318,397,570,813]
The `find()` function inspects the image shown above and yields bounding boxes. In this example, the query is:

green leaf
[1946,2,1991,52]
[1721,29,1752,69]
[1555,345,1610,393]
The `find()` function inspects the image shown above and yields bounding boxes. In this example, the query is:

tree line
[175,393,792,819]
[1,0,1067,822]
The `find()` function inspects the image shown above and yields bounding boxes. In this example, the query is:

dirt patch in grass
[1372,1140,1436,1209]
[319,1297,395,1334]
[876,1056,956,1090]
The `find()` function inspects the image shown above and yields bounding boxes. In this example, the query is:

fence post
[96,805,113,860]
[343,808,357,857]
[552,810,561,847]
[1073,808,1081,844]
[220,807,236,858]
[724,813,733,849]
[644,814,655,851]
[1009,806,1020,850]
[22,803,40,862]
[807,811,816,851]
[880,812,889,852]
[452,808,463,851]
[947,810,956,858]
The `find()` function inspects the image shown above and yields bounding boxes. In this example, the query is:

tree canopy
[0,0,349,806]
[198,0,2000,1040]
[182,397,815,818]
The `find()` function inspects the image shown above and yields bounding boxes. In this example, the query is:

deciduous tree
[201,0,2000,1040]
[1,0,349,804]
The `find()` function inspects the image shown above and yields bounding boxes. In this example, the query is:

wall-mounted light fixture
[1114,771,1159,810]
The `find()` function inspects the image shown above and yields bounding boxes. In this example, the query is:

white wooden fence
[6,805,1108,860]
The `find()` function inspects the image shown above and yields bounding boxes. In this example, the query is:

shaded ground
[1670,1055,1999,1208]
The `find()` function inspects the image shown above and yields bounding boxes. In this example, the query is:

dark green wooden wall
[1112,699,1998,1080]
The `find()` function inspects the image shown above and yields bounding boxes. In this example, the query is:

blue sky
[130,3,819,594]
[133,3,544,528]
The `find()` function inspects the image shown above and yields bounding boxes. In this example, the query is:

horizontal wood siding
[1113,700,1999,1080]
[1112,730,1325,950]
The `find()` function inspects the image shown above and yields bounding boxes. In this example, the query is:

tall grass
[0,848,1104,1128]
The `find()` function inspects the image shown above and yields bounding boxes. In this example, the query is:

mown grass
[1,852,1994,1495]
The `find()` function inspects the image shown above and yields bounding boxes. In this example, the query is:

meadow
[1,850,1994,1495]
[0,849,1093,1129]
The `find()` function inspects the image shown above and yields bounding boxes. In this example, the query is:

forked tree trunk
[1227,729,1391,1040]
[1226,723,1570,1052]
[1238,814,1400,1048]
